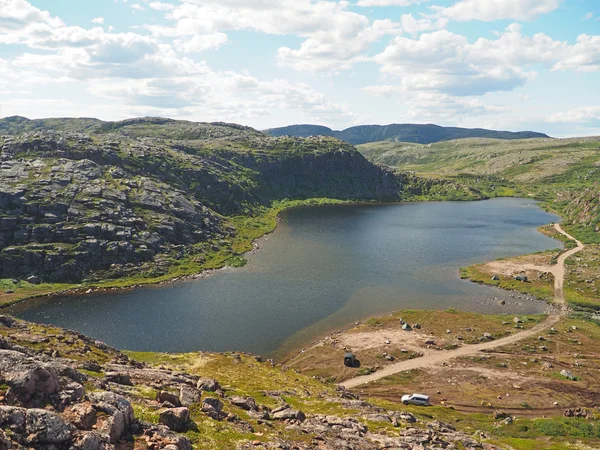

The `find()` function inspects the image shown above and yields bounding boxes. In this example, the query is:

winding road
[340,224,584,389]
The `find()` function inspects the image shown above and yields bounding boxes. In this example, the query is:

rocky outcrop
[0,315,503,450]
[0,120,411,283]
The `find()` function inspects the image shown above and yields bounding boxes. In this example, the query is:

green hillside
[264,123,549,145]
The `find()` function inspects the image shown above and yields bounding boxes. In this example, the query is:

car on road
[401,393,430,406]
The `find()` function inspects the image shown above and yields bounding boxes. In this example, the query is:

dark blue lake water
[10,198,560,358]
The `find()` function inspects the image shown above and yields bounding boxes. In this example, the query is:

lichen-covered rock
[229,395,258,411]
[25,408,75,445]
[179,386,201,406]
[87,391,134,443]
[0,350,60,406]
[196,377,220,392]
[159,407,190,432]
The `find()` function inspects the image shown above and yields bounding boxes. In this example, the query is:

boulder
[0,405,26,432]
[71,431,111,450]
[201,397,223,420]
[197,377,220,392]
[26,408,75,445]
[65,402,97,430]
[272,407,306,422]
[0,349,60,406]
[560,370,576,380]
[229,395,258,411]
[88,391,134,443]
[159,407,190,432]
[104,372,133,386]
[179,386,202,406]
[157,390,181,407]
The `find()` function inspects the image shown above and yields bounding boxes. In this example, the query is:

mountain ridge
[263,123,550,145]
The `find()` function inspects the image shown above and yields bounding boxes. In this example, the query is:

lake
[9,198,561,358]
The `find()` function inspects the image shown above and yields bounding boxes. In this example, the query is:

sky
[0,0,598,136]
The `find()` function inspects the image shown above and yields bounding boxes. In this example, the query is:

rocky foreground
[0,315,503,449]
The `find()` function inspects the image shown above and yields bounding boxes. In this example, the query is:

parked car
[401,393,430,406]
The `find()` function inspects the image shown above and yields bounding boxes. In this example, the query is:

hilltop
[263,123,549,145]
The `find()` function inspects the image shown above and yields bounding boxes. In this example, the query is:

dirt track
[340,224,583,389]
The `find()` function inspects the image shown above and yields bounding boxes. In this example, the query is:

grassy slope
[359,137,600,310]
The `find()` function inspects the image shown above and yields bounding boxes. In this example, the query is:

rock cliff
[0,118,408,284]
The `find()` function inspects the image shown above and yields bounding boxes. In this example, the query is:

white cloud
[149,2,174,11]
[404,92,507,122]
[174,33,229,53]
[433,0,562,22]
[0,0,358,127]
[150,0,401,73]
[583,12,594,20]
[369,23,600,100]
[130,3,145,11]
[400,13,447,35]
[277,19,399,72]
[552,34,600,72]
[91,17,104,24]
[356,0,426,6]
[547,106,600,124]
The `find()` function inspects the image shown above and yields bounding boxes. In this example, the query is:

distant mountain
[264,123,550,145]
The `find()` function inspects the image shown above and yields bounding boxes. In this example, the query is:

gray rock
[197,377,220,392]
[159,407,190,432]
[272,407,306,422]
[104,371,133,386]
[88,391,134,443]
[26,408,75,445]
[179,386,201,406]
[65,403,97,430]
[560,369,577,380]
[0,405,26,432]
[229,395,258,411]
[157,390,181,407]
[71,431,111,450]
[0,349,60,406]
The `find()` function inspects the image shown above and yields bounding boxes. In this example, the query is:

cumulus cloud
[369,23,600,100]
[547,106,600,124]
[433,0,562,22]
[150,0,401,73]
[400,13,447,35]
[149,2,174,11]
[356,0,427,6]
[174,33,229,53]
[0,0,357,127]
[91,17,104,24]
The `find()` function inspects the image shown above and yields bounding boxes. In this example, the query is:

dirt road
[340,224,583,389]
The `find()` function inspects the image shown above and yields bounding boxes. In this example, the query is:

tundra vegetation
[1,118,600,449]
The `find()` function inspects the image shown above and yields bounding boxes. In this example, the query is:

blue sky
[0,0,598,136]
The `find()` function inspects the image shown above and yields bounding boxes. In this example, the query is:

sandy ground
[340,224,584,389]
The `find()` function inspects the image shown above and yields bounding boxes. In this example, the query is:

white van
[401,393,430,406]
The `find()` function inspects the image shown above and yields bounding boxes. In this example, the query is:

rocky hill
[0,314,507,450]
[0,117,477,287]
[264,124,549,145]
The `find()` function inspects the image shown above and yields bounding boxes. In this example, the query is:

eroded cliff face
[0,315,500,450]
[0,124,405,283]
